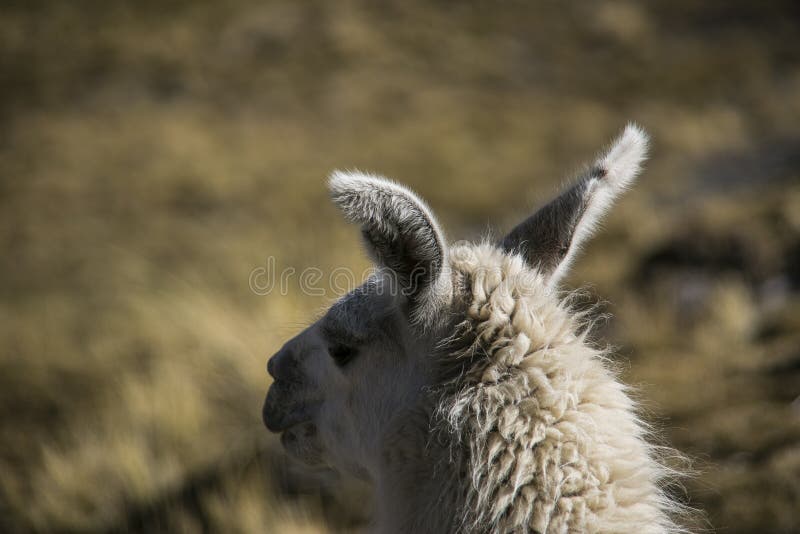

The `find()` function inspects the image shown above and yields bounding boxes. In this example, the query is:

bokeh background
[1,1,799,532]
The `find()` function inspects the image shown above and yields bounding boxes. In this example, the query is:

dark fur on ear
[329,171,452,327]
[502,124,649,285]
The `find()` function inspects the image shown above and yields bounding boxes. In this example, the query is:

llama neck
[372,403,464,534]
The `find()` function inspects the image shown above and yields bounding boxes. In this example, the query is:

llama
[262,125,684,533]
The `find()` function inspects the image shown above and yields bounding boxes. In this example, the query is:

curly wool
[431,242,682,534]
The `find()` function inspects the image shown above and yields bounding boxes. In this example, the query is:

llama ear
[501,124,649,285]
[328,171,452,326]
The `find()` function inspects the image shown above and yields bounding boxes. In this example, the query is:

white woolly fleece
[433,243,683,533]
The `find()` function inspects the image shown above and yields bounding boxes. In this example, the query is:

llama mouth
[280,421,325,465]
[262,383,321,432]
[280,420,317,447]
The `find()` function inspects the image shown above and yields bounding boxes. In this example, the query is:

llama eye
[329,343,357,367]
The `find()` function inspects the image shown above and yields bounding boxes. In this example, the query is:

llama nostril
[268,346,298,382]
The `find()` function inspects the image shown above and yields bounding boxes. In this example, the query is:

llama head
[262,124,649,479]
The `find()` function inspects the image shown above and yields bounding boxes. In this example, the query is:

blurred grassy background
[1,1,799,532]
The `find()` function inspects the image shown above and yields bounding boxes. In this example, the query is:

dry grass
[0,1,798,532]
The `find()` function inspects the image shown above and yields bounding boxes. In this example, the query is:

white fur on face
[270,278,437,479]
